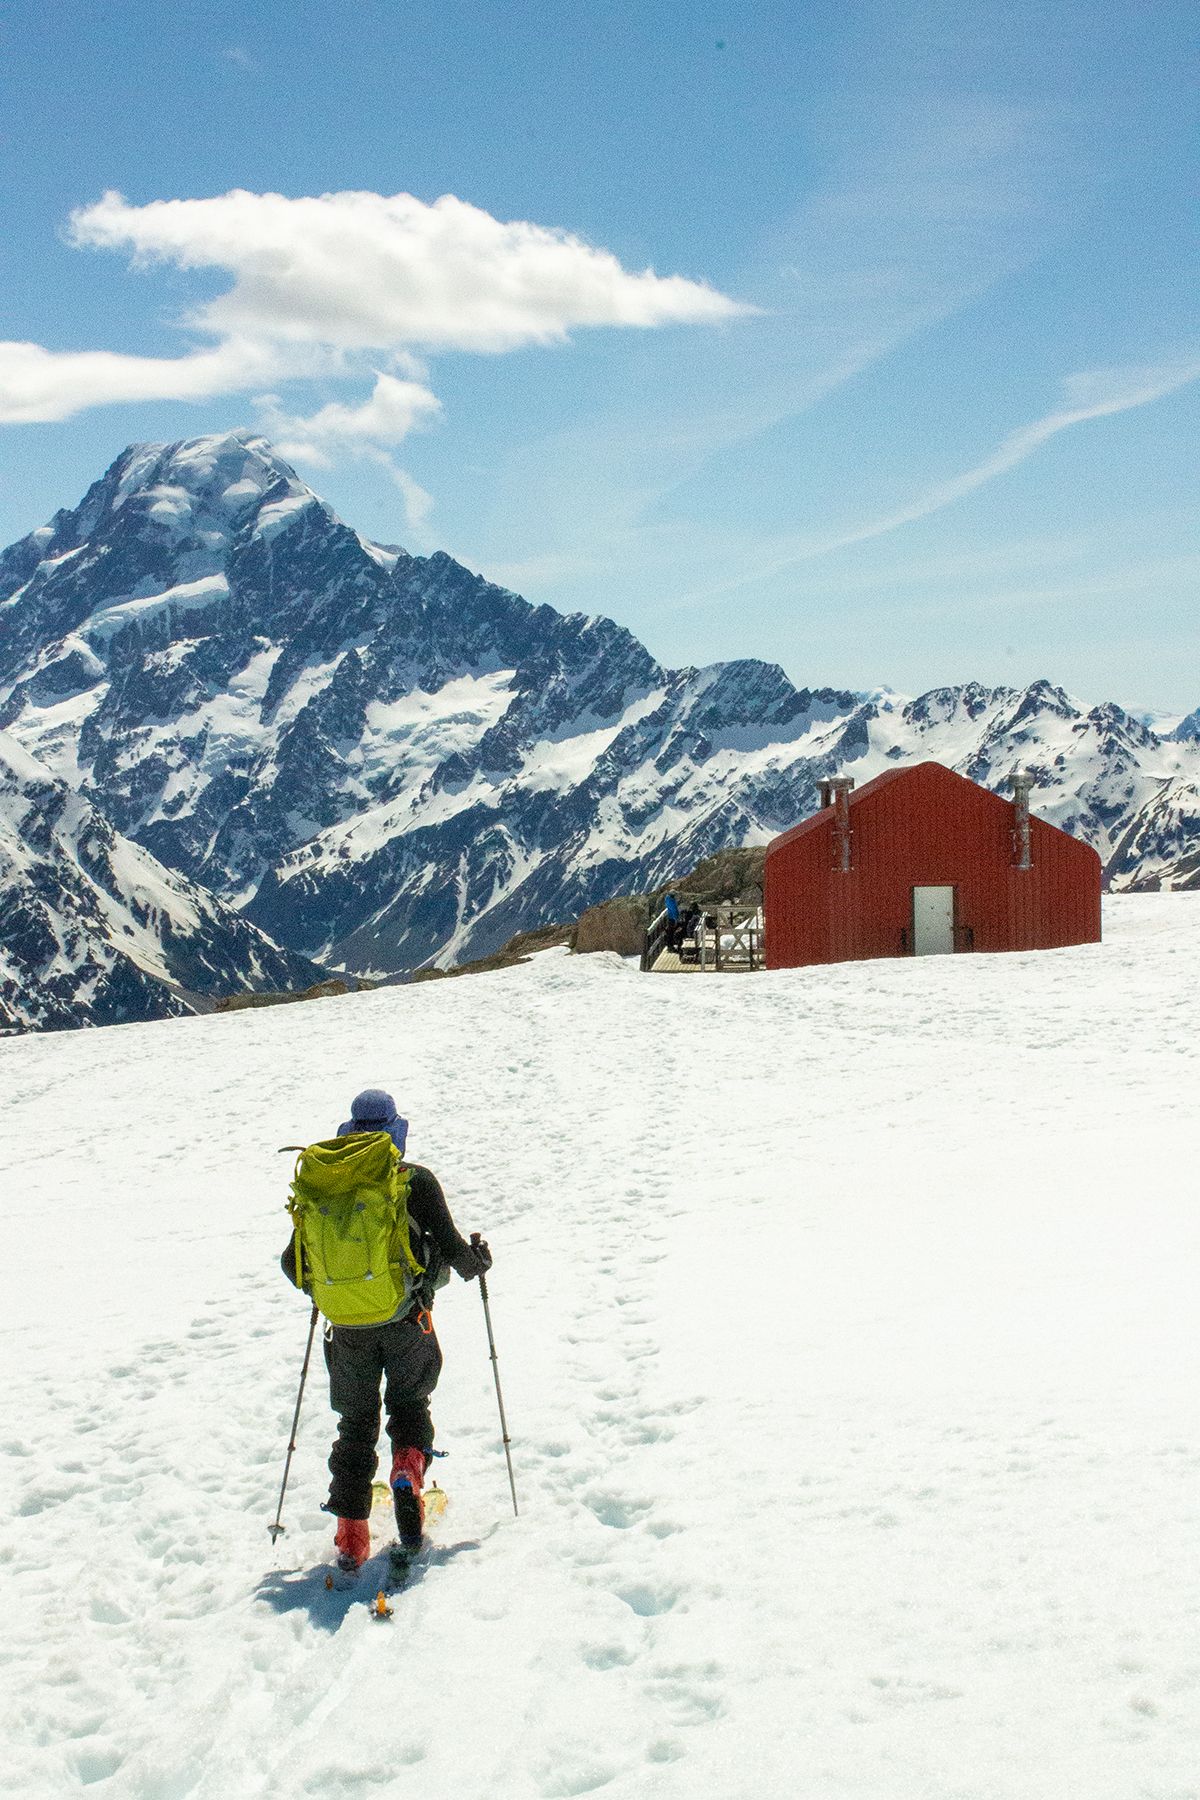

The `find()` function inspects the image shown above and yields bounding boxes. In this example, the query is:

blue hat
[339,1088,409,1155]
[351,1088,397,1122]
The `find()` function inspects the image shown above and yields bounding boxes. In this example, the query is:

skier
[282,1087,491,1570]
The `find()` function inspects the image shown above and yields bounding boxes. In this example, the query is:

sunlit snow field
[3,894,1199,1799]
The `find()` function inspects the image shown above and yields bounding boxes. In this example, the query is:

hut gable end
[764,761,1101,967]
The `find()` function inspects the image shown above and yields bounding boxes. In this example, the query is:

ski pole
[472,1234,518,1517]
[268,1303,319,1543]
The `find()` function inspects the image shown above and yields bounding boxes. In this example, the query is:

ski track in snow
[3,894,1200,1798]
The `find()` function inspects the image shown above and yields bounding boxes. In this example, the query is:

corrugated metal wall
[764,761,1102,969]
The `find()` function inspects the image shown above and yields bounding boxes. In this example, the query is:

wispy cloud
[452,98,1073,585]
[256,372,442,467]
[256,372,443,542]
[0,336,291,425]
[672,356,1200,605]
[0,187,750,425]
[386,465,435,536]
[817,358,1200,556]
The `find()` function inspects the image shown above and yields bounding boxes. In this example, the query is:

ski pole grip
[470,1232,488,1296]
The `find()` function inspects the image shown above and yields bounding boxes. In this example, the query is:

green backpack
[287,1132,424,1327]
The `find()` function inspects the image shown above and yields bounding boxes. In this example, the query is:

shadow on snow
[255,1538,484,1632]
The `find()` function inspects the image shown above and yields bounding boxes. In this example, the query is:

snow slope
[3,897,1200,1798]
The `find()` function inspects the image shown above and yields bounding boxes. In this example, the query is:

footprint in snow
[580,1641,637,1671]
[645,1680,724,1727]
[70,1745,123,1787]
[582,1491,653,1530]
[16,1479,87,1517]
[614,1580,679,1618]
[534,1754,619,1798]
[868,1674,963,1705]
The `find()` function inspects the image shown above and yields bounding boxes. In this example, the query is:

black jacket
[281,1161,480,1295]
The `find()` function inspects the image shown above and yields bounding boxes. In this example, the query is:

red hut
[764,761,1101,969]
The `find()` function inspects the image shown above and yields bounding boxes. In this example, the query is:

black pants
[323,1314,443,1520]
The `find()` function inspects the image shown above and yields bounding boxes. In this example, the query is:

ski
[370,1479,450,1608]
[314,1479,449,1609]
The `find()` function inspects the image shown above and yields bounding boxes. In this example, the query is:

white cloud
[258,373,442,461]
[69,188,748,354]
[0,336,290,425]
[0,187,747,427]
[257,374,443,542]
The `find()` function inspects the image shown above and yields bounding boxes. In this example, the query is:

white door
[912,885,955,955]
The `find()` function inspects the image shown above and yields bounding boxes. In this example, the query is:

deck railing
[643,896,765,972]
[641,902,673,972]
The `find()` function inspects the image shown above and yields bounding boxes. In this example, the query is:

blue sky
[1,0,1196,709]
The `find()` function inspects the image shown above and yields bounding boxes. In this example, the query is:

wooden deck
[643,902,766,973]
[647,947,760,974]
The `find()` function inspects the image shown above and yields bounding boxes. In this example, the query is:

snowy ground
[3,895,1200,1800]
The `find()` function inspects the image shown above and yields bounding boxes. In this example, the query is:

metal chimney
[1010,768,1035,871]
[826,775,855,872]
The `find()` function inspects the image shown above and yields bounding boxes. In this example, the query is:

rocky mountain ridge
[1,431,1197,1001]
[0,730,326,1033]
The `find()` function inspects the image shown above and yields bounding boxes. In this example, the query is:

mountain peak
[118,427,289,474]
[105,429,315,518]
[0,430,337,613]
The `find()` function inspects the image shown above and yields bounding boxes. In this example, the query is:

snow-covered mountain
[2,430,1197,983]
[0,730,325,1033]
